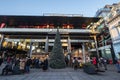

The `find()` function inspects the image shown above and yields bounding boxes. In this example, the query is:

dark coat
[0,58,3,66]
[42,59,48,70]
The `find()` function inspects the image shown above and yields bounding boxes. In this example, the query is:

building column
[94,36,99,58]
[82,43,86,63]
[67,36,71,53]
[110,44,116,63]
[45,36,49,52]
[29,40,33,58]
[104,40,107,57]
[0,34,4,50]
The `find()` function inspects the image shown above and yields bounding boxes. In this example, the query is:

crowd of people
[0,56,48,75]
[0,54,120,76]
[71,56,120,73]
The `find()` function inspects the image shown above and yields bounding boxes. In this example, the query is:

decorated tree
[49,28,66,69]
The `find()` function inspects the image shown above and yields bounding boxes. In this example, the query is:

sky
[0,0,119,17]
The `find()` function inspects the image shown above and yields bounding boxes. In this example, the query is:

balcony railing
[0,28,99,34]
[5,39,94,42]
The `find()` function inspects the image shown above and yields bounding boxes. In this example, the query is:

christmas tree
[49,28,66,69]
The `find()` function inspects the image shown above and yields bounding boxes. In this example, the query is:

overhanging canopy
[0,15,100,28]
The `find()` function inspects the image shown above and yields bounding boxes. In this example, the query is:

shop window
[117,22,120,35]
[111,28,119,39]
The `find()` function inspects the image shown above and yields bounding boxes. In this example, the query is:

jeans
[115,63,120,71]
[25,66,30,72]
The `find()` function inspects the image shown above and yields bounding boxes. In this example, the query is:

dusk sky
[0,0,119,17]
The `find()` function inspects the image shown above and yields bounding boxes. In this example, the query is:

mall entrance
[0,15,100,63]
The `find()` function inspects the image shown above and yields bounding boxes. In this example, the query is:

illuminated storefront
[0,14,100,61]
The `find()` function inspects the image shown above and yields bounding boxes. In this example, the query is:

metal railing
[0,28,99,34]
[43,13,83,17]
[5,39,94,42]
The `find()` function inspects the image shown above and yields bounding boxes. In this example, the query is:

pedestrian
[35,58,39,68]
[12,58,20,74]
[92,57,97,68]
[19,58,25,73]
[0,56,3,66]
[1,61,13,75]
[25,57,32,73]
[41,58,48,71]
[102,57,107,70]
[114,58,120,73]
[109,59,113,64]
[73,58,79,70]
[72,57,75,67]
[65,56,69,67]
[32,57,36,68]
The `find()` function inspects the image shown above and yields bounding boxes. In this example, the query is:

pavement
[0,65,120,80]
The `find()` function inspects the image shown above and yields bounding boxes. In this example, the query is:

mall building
[0,14,100,61]
[95,2,120,60]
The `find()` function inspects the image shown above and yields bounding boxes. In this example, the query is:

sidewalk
[0,65,120,80]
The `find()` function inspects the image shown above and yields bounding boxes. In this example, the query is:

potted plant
[83,62,97,74]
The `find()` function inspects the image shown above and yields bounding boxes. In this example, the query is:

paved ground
[0,65,120,80]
